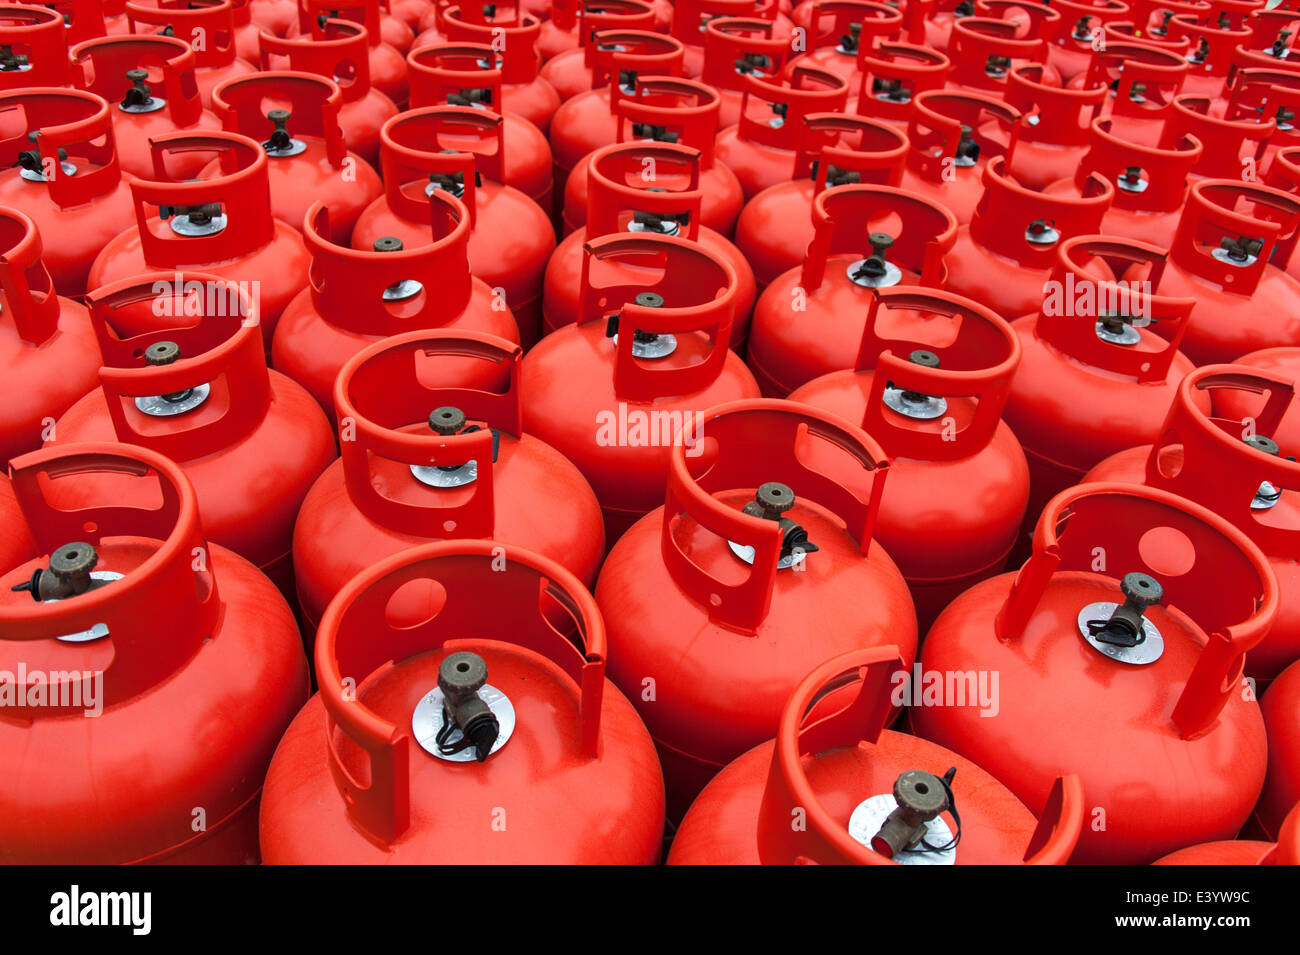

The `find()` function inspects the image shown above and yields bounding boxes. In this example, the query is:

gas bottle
[0,207,101,469]
[943,156,1113,318]
[352,106,554,349]
[714,65,850,199]
[595,399,917,819]
[1042,0,1131,84]
[1082,366,1300,682]
[0,4,71,88]
[522,233,759,543]
[668,648,1084,864]
[788,0,903,87]
[208,72,383,243]
[895,89,1021,227]
[1213,345,1300,453]
[901,0,974,54]
[1002,236,1206,554]
[735,112,907,291]
[227,0,277,64]
[1043,119,1202,249]
[669,0,794,79]
[36,0,125,41]
[1167,12,1252,98]
[846,39,950,129]
[273,197,521,419]
[1068,38,1191,142]
[548,141,755,350]
[1127,0,1210,42]
[88,130,311,350]
[536,0,657,65]
[1156,803,1300,865]
[0,88,136,297]
[294,0,410,105]
[747,183,958,397]
[260,540,665,864]
[1142,180,1300,365]
[1159,91,1275,181]
[293,330,605,633]
[561,78,746,237]
[1256,661,1300,839]
[257,19,400,169]
[946,12,1063,96]
[1227,68,1300,173]
[914,482,1276,864]
[123,1,256,108]
[0,442,308,864]
[662,17,790,130]
[47,271,336,602]
[1000,64,1107,191]
[68,35,221,181]
[789,288,1027,632]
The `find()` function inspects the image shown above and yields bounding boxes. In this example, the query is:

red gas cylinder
[522,233,759,543]
[1143,180,1300,365]
[1213,344,1300,453]
[596,400,917,819]
[715,65,850,199]
[561,77,746,237]
[1128,0,1211,40]
[896,89,1022,227]
[388,0,427,31]
[946,13,1063,96]
[209,72,383,243]
[1167,12,1253,98]
[1068,39,1191,144]
[48,272,336,602]
[789,288,1027,632]
[1040,0,1131,84]
[900,0,974,54]
[0,5,71,88]
[294,330,605,633]
[846,40,951,129]
[0,207,100,468]
[788,0,903,86]
[748,184,958,396]
[273,197,520,418]
[915,482,1275,864]
[257,19,400,169]
[1002,236,1206,550]
[294,0,410,105]
[406,45,555,210]
[123,1,256,108]
[1159,91,1275,180]
[670,0,793,79]
[688,17,793,129]
[249,0,299,37]
[668,648,1084,864]
[260,540,665,864]
[735,112,907,291]
[352,106,554,348]
[1044,119,1202,249]
[539,1,659,100]
[0,442,308,864]
[1083,366,1300,682]
[1157,803,1300,864]
[39,0,126,42]
[1000,64,1107,191]
[1256,662,1300,839]
[68,35,220,181]
[0,89,135,298]
[88,130,310,349]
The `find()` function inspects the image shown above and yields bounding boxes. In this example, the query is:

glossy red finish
[1082,366,1300,682]
[1166,12,1252,98]
[596,400,917,819]
[1067,38,1191,143]
[123,1,257,108]
[88,130,310,349]
[669,0,794,78]
[1257,663,1300,839]
[0,471,33,571]
[915,483,1275,864]
[273,196,519,418]
[1214,346,1300,454]
[260,540,665,864]
[846,40,950,129]
[789,1,903,86]
[999,64,1106,191]
[1040,0,1132,84]
[538,1,659,100]
[352,106,554,348]
[748,184,958,396]
[789,289,1028,633]
[294,0,410,105]
[249,0,301,37]
[697,19,794,132]
[1262,146,1300,288]
[523,234,759,543]
[669,649,1084,864]
[294,330,604,633]
[735,113,907,290]
[47,272,336,602]
[0,443,308,864]
[0,207,101,468]
[0,5,71,88]
[946,13,1063,95]
[900,0,970,53]
[0,89,136,297]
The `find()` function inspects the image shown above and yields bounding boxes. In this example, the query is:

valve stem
[852,232,894,281]
[143,340,195,403]
[121,68,153,109]
[434,652,500,762]
[0,44,28,71]
[261,108,294,153]
[1219,234,1263,262]
[742,482,820,561]
[10,543,99,602]
[871,769,960,857]
[1086,572,1162,648]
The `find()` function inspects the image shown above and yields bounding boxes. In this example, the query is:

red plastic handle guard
[70,35,204,130]
[84,271,272,462]
[1145,365,1300,557]
[0,442,218,712]
[0,205,60,346]
[568,0,657,50]
[0,5,71,89]
[754,648,1085,864]
[737,65,850,151]
[671,0,775,47]
[803,0,903,53]
[1079,120,1201,214]
[1023,0,1128,46]
[660,399,890,634]
[127,130,275,266]
[1169,179,1300,297]
[1080,40,1189,123]
[1036,235,1195,384]
[316,540,607,846]
[1224,69,1300,149]
[1167,13,1251,77]
[1003,64,1105,148]
[1245,8,1300,49]
[790,112,908,192]
[857,287,1021,461]
[613,76,721,165]
[974,0,1063,36]
[801,183,958,293]
[585,140,704,240]
[948,17,1053,93]
[0,89,123,210]
[995,482,1279,739]
[700,17,790,94]
[441,7,543,84]
[1265,143,1300,193]
[589,30,685,92]
[297,0,382,43]
[379,105,507,225]
[303,197,473,335]
[42,0,112,46]
[904,88,1022,186]
[125,0,240,69]
[258,19,375,103]
[854,42,950,126]
[211,71,348,168]
[1160,95,1271,179]
[333,329,522,540]
[1128,0,1210,34]
[407,43,506,112]
[577,233,737,400]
